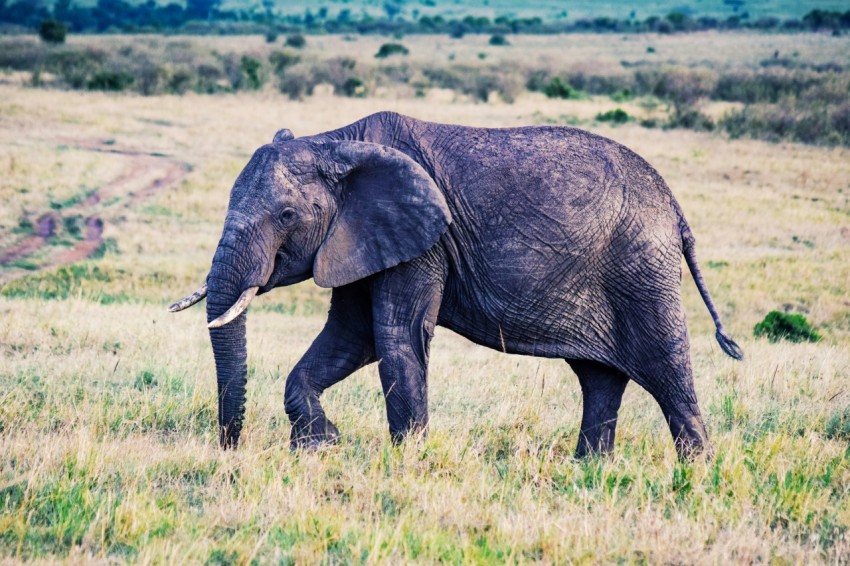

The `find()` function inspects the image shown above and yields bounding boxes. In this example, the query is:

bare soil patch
[0,139,188,278]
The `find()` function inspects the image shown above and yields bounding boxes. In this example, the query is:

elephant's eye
[280,207,296,221]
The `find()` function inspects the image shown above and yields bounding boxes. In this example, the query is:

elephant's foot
[574,426,617,459]
[289,416,340,450]
[668,412,712,461]
[388,421,428,445]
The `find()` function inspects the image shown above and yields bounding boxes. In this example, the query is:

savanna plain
[1,32,850,564]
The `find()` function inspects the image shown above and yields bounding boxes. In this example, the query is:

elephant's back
[423,122,679,247]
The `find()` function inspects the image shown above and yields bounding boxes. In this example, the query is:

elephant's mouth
[254,250,283,295]
[257,251,311,295]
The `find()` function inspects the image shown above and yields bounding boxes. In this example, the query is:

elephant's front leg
[371,256,446,443]
[285,284,376,449]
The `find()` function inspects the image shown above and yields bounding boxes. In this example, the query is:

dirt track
[0,140,188,279]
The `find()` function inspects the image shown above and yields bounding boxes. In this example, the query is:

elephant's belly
[437,282,613,361]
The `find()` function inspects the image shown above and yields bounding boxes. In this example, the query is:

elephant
[169,111,743,459]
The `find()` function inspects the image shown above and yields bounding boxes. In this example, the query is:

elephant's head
[169,129,451,448]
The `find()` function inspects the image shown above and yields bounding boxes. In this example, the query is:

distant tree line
[1,1,849,36]
[2,29,848,147]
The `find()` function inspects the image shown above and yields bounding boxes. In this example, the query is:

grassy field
[1,37,849,563]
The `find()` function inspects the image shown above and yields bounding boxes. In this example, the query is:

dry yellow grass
[0,75,849,563]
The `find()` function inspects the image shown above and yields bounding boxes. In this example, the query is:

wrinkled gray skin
[185,111,743,458]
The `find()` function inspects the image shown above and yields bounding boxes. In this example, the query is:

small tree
[488,34,510,46]
[39,19,67,44]
[285,34,307,49]
[374,43,409,59]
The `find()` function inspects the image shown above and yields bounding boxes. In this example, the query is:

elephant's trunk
[202,204,280,448]
[207,265,250,449]
[205,222,271,449]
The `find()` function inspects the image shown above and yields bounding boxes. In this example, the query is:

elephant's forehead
[272,161,297,189]
[271,160,313,199]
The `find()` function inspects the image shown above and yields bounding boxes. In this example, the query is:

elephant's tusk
[208,287,259,329]
[168,283,208,313]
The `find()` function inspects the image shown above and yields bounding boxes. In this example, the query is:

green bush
[375,43,409,59]
[285,34,307,49]
[825,407,850,441]
[720,102,850,146]
[489,34,510,46]
[753,311,822,343]
[543,77,582,99]
[268,50,300,74]
[87,70,134,91]
[240,56,263,90]
[610,88,632,101]
[38,19,67,44]
[44,47,107,89]
[596,108,631,124]
[667,106,715,131]
[341,77,366,97]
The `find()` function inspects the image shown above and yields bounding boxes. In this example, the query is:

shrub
[610,88,632,101]
[825,407,850,441]
[720,102,850,146]
[265,30,278,43]
[277,63,317,99]
[136,62,167,96]
[667,106,715,131]
[449,24,466,38]
[341,77,366,97]
[38,19,66,44]
[87,70,134,91]
[269,50,300,74]
[44,47,107,89]
[489,34,510,46]
[596,108,631,124]
[285,34,307,49]
[375,43,409,59]
[753,311,822,343]
[240,55,263,90]
[543,77,581,99]
[0,39,45,70]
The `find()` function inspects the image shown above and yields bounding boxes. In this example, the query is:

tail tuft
[716,330,744,360]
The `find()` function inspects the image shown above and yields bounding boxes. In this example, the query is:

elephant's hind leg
[568,360,629,458]
[623,300,711,459]
[285,284,376,449]
[635,358,711,460]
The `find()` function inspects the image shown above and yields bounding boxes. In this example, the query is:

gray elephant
[169,111,742,459]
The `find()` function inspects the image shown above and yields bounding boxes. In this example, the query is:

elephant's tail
[680,223,744,360]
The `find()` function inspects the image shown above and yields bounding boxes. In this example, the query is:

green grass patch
[6,257,41,271]
[0,263,131,304]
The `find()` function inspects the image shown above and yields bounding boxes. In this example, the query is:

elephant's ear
[313,141,452,288]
